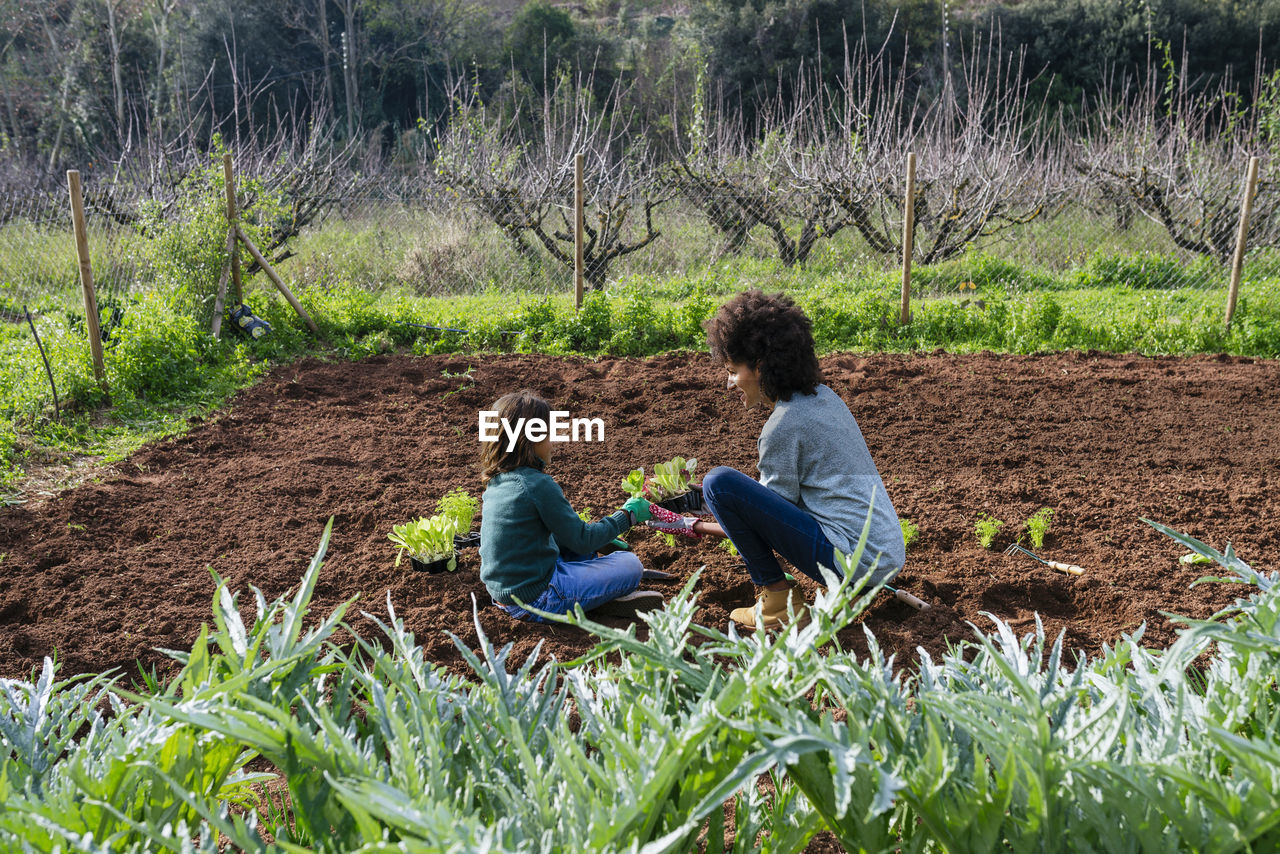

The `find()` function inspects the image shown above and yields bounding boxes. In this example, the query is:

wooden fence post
[223,153,243,306]
[574,153,585,310]
[66,170,109,398]
[1224,155,1260,334]
[900,152,917,325]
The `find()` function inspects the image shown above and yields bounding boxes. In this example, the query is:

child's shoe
[730,586,809,631]
[589,589,664,618]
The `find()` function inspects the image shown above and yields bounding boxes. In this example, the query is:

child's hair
[480,389,552,483]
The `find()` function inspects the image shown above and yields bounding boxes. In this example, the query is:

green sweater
[479,464,631,606]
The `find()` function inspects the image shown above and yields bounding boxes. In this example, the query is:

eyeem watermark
[479,410,605,451]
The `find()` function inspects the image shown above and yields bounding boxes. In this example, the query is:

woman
[655,290,905,630]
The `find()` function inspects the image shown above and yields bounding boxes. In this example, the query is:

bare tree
[827,34,1069,265]
[1077,65,1279,263]
[669,33,1065,268]
[669,71,854,266]
[433,73,666,289]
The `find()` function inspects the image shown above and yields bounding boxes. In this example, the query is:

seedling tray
[410,552,457,574]
[655,488,703,515]
[454,531,481,549]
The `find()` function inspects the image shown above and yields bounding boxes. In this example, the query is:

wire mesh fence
[1,144,1278,425]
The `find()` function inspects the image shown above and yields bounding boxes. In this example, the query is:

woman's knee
[702,465,743,501]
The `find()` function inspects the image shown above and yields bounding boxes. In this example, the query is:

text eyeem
[478,410,605,451]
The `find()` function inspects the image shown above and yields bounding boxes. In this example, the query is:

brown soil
[1,351,1276,684]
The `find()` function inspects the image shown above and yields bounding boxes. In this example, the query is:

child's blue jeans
[701,465,841,587]
[497,549,644,622]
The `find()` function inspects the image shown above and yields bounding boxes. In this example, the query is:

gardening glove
[645,505,702,539]
[608,537,630,551]
[620,497,653,526]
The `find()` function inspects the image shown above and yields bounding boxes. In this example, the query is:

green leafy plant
[623,457,699,501]
[1023,507,1053,549]
[974,513,1005,549]
[900,518,920,552]
[650,456,697,500]
[620,468,646,498]
[388,514,459,566]
[719,538,740,557]
[577,507,593,523]
[436,487,478,532]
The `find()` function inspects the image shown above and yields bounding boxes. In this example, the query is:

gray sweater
[758,384,905,583]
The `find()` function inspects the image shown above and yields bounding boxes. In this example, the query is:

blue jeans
[497,550,644,623]
[702,465,840,587]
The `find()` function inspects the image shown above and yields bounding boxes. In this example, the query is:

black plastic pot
[454,531,481,549]
[409,552,457,574]
[655,486,703,515]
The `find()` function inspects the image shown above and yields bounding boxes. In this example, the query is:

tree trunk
[106,0,126,142]
[318,0,336,117]
[340,0,359,138]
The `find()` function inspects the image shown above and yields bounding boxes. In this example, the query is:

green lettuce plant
[388,514,459,566]
[651,457,697,499]
[620,468,646,498]
[621,457,698,501]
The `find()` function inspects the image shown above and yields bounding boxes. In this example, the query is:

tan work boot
[730,586,809,631]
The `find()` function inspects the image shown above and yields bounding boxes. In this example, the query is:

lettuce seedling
[621,469,646,499]
[649,457,697,500]
[388,514,460,566]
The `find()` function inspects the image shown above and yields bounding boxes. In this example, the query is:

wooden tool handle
[893,588,931,610]
[1047,560,1085,576]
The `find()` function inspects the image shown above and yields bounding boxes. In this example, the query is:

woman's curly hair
[704,290,822,402]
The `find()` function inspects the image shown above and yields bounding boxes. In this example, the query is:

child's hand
[646,505,701,538]
[620,497,653,525]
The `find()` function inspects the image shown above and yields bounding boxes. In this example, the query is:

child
[479,389,662,621]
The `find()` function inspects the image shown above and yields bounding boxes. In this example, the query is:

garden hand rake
[886,584,931,610]
[1003,543,1085,576]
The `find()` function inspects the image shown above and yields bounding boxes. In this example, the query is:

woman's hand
[646,505,700,538]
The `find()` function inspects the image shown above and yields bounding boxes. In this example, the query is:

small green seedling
[622,458,698,501]
[1024,508,1053,550]
[719,538,740,557]
[577,507,593,523]
[620,469,646,498]
[651,457,697,500]
[654,530,677,547]
[436,487,478,531]
[1179,552,1213,566]
[974,513,1005,549]
[900,519,920,552]
[388,514,459,567]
